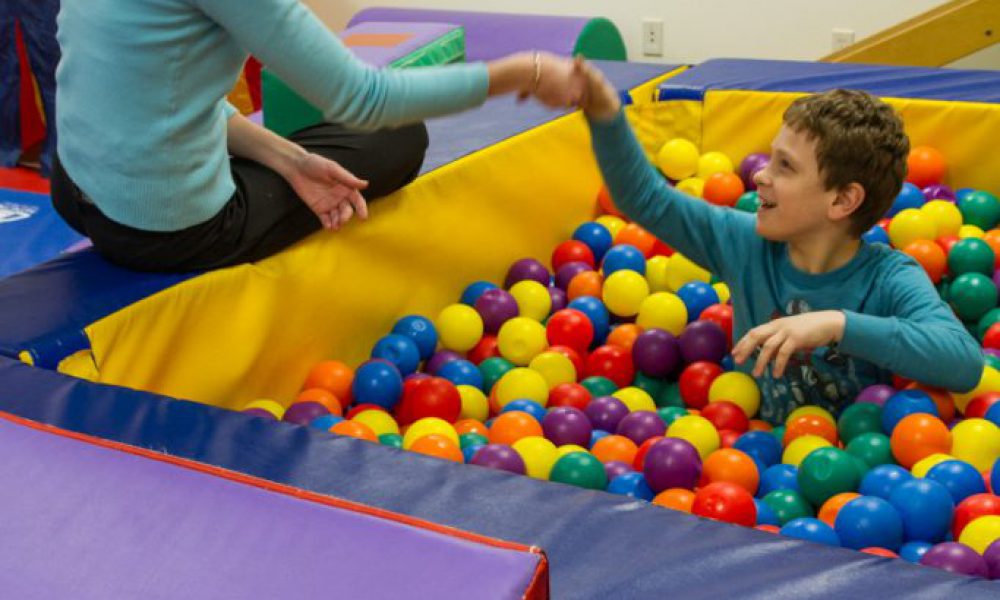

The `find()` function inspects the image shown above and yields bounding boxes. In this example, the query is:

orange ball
[296,388,343,416]
[591,434,639,465]
[615,223,657,257]
[784,414,839,447]
[606,323,643,353]
[409,434,464,462]
[818,492,861,528]
[906,146,946,188]
[489,411,543,446]
[701,448,759,495]
[702,172,745,207]
[984,230,1000,269]
[905,383,956,423]
[748,420,773,432]
[597,185,623,218]
[890,413,952,469]
[454,418,489,437]
[902,239,947,284]
[652,488,696,512]
[860,547,899,558]
[330,419,377,442]
[567,271,604,301]
[301,360,354,404]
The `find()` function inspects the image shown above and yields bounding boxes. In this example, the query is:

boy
[575,60,982,424]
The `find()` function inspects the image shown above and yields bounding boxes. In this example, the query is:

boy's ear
[831,182,865,220]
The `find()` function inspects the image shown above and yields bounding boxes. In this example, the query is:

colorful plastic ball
[984,539,1000,578]
[797,447,862,508]
[630,328,680,378]
[921,199,963,238]
[906,146,946,188]
[780,518,840,547]
[601,244,647,276]
[555,262,593,291]
[692,481,756,526]
[701,171,745,207]
[501,399,547,422]
[460,280,498,307]
[459,431,489,450]
[903,239,947,283]
[568,296,611,344]
[761,489,813,525]
[856,384,895,407]
[542,407,593,447]
[611,386,656,413]
[818,492,861,528]
[889,478,955,543]
[707,372,760,418]
[351,409,400,438]
[504,258,550,289]
[478,356,513,392]
[667,415,720,460]
[702,401,750,434]
[376,432,402,449]
[752,498,779,526]
[881,389,938,434]
[675,281,719,323]
[546,308,594,354]
[635,292,688,336]
[949,237,995,276]
[862,224,890,245]
[604,460,634,483]
[597,184,623,217]
[923,183,955,202]
[607,471,655,501]
[616,410,667,446]
[860,464,913,500]
[678,321,727,365]
[301,360,354,405]
[733,431,783,469]
[432,361,479,392]
[581,375,618,397]
[552,240,596,272]
[607,322,643,353]
[310,413,343,431]
[759,464,800,497]
[844,432,893,471]
[960,190,1000,231]
[396,377,461,425]
[960,224,987,238]
[471,444,527,475]
[890,413,951,469]
[702,448,759,495]
[511,436,558,479]
[296,389,344,417]
[492,368,549,409]
[489,410,543,446]
[573,222,614,262]
[950,272,999,322]
[436,304,484,352]
[889,209,936,250]
[586,345,635,388]
[954,366,1000,414]
[423,350,459,376]
[603,270,650,317]
[475,288,520,335]
[784,414,839,446]
[782,434,832,468]
[958,514,1000,555]
[548,286,568,313]
[889,182,926,217]
[584,396,630,433]
[549,451,608,490]
[951,418,1000,471]
[836,403,882,446]
[548,382,591,411]
[920,542,989,578]
[697,151,734,179]
[678,361,724,410]
[367,334,419,378]
[592,434,638,465]
[676,177,706,198]
[595,215,626,239]
[350,360,403,410]
[835,496,904,551]
[955,494,1000,540]
[330,419,378,442]
[656,138,700,180]
[926,460,988,504]
[641,437,702,493]
[899,541,933,564]
[615,223,657,257]
[653,488,696,512]
[409,434,463,462]
[496,317,547,366]
[509,280,552,322]
[645,255,671,293]
[738,152,768,189]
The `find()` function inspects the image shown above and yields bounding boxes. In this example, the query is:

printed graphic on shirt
[0,202,38,225]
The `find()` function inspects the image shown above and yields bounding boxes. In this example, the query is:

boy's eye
[780,159,793,171]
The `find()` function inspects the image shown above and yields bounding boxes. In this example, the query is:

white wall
[303,0,999,69]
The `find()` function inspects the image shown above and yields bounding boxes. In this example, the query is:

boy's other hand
[574,57,620,121]
[732,311,846,378]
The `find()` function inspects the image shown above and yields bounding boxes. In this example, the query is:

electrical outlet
[642,18,663,56]
[832,28,855,52]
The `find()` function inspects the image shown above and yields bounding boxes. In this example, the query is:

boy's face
[753,125,839,242]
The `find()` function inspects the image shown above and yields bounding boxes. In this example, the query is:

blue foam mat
[0,189,85,279]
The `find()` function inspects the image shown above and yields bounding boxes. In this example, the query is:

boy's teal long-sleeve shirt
[589,111,982,423]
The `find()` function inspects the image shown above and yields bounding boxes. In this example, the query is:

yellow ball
[920,200,963,238]
[953,366,1000,413]
[497,316,548,365]
[636,292,688,335]
[950,418,1000,472]
[602,270,650,317]
[646,255,671,293]
[697,151,734,179]
[242,399,285,419]
[402,417,458,449]
[959,515,1000,554]
[457,384,489,422]
[888,208,936,249]
[612,386,657,412]
[959,224,986,239]
[664,253,710,292]
[352,409,400,437]
[509,280,552,322]
[529,351,577,389]
[555,445,591,460]
[782,435,832,467]
[676,177,705,198]
[708,372,761,418]
[911,453,955,478]
[656,138,700,180]
[436,304,484,352]
[712,282,731,304]
[495,367,550,408]
[595,215,626,239]
[667,415,720,459]
[512,436,559,479]
[786,406,835,427]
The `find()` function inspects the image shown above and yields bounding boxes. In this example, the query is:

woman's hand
[488,52,586,108]
[574,57,621,121]
[284,152,369,231]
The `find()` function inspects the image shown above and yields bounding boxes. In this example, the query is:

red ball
[548,345,586,381]
[346,403,387,419]
[718,429,742,448]
[692,481,757,527]
[892,374,912,390]
[953,493,1000,540]
[702,401,750,433]
[679,361,725,410]
[651,238,674,257]
[585,344,635,388]
[984,324,1000,351]
[936,235,960,256]
[633,435,665,471]
[965,392,1000,419]
[394,377,461,426]
[546,309,595,354]
[551,240,596,271]
[549,382,592,411]
[468,335,500,365]
[699,303,733,348]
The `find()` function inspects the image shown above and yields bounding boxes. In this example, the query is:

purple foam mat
[343,21,462,67]
[0,417,541,599]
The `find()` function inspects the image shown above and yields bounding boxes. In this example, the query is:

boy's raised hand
[573,57,621,121]
[732,311,847,378]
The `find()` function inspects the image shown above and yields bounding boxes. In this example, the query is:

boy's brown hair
[783,89,910,236]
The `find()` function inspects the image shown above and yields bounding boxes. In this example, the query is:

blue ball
[501,399,546,423]
[734,431,784,469]
[601,244,646,276]
[860,464,914,500]
[926,460,987,504]
[759,464,800,498]
[463,443,486,463]
[754,498,781,526]
[780,517,841,547]
[676,281,720,323]
[351,360,404,410]
[392,315,439,360]
[720,354,735,371]
[573,222,614,262]
[590,429,611,448]
[888,479,954,543]
[899,541,933,563]
[956,188,976,204]
[881,390,938,434]
[887,182,926,217]
[437,359,484,390]
[371,333,421,376]
[834,496,904,551]
[568,296,611,345]
[309,414,343,430]
[984,402,1000,427]
[862,225,890,245]
[607,471,655,501]
[460,280,498,306]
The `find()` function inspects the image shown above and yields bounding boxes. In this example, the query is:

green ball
[947,238,995,277]
[549,452,608,490]
[846,432,895,468]
[762,490,814,525]
[735,191,760,213]
[959,190,1000,230]
[656,382,684,408]
[657,406,689,426]
[949,272,998,322]
[936,277,951,303]
[479,357,515,393]
[581,375,618,397]
[986,354,1000,372]
[771,425,786,445]
[837,403,883,445]
[977,307,1000,340]
[633,372,667,399]
[379,433,403,449]
[459,432,489,450]
[797,447,861,508]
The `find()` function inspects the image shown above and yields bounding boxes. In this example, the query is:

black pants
[51,121,428,272]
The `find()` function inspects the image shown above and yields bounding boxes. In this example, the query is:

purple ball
[984,539,1000,579]
[678,320,728,364]
[739,153,769,190]
[543,407,594,447]
[555,261,593,291]
[470,444,526,475]
[475,288,520,334]
[633,328,681,378]
[642,437,703,493]
[919,542,989,578]
[505,258,551,289]
[549,286,568,312]
[604,460,634,482]
[923,183,956,202]
[584,396,630,432]
[425,350,462,375]
[242,408,279,421]
[616,410,667,446]
[856,384,896,407]
[984,347,1000,361]
[993,268,1000,291]
[282,401,330,425]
